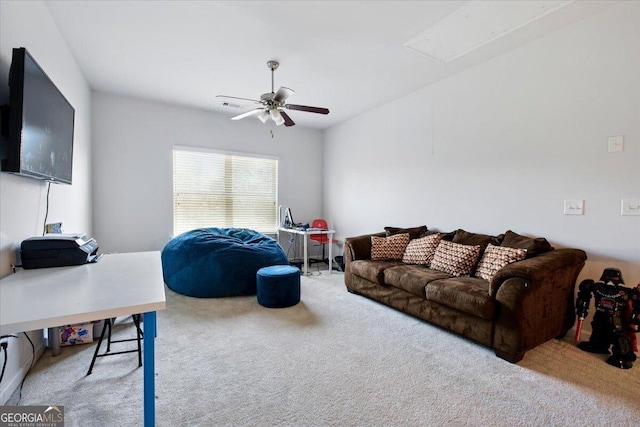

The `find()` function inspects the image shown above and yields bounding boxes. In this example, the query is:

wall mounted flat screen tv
[1,47,75,184]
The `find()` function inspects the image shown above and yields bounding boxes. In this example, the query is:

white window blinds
[173,147,278,236]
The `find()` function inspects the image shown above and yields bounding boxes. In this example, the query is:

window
[173,147,278,236]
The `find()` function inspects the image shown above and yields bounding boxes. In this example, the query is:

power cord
[0,333,35,405]
[285,235,300,266]
[16,332,35,405]
[0,342,8,384]
[286,238,295,261]
[0,335,19,384]
[42,181,51,236]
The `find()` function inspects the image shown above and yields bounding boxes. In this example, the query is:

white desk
[0,251,166,427]
[277,227,336,275]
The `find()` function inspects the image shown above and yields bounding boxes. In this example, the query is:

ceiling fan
[216,61,329,127]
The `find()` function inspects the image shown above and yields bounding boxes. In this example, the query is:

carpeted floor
[7,271,640,426]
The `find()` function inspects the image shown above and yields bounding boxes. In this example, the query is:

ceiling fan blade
[280,110,295,127]
[216,95,262,106]
[231,108,265,120]
[273,87,295,103]
[285,104,330,115]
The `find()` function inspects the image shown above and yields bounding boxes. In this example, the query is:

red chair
[308,218,338,266]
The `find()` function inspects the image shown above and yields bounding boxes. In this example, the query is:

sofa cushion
[426,277,495,320]
[384,265,452,297]
[384,225,428,239]
[475,243,527,282]
[402,233,442,265]
[439,230,456,241]
[430,240,481,277]
[452,229,503,252]
[371,233,410,261]
[350,260,404,286]
[500,230,553,258]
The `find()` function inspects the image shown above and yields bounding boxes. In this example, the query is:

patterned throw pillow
[402,233,442,265]
[429,240,481,277]
[371,233,410,261]
[475,243,527,282]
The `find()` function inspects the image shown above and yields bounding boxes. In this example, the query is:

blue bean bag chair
[161,228,288,298]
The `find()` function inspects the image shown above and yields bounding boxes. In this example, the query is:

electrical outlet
[564,200,584,215]
[0,332,17,345]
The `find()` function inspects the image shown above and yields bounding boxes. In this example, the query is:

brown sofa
[343,226,587,363]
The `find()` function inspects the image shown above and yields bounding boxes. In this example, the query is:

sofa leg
[495,349,524,363]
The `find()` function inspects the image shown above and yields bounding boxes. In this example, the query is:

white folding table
[277,227,336,275]
[0,251,166,427]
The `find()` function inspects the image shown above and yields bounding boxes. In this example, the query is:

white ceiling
[44,1,617,130]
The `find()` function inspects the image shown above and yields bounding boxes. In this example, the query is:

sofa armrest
[344,232,386,289]
[344,232,386,262]
[491,248,587,362]
[490,248,587,296]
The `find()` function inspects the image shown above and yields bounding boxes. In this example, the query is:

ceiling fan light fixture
[270,108,285,126]
[217,60,329,128]
[257,110,269,123]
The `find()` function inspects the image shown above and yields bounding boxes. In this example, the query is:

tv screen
[1,47,75,184]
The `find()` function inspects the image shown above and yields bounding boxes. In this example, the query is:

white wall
[91,92,324,254]
[0,1,92,403]
[1,0,637,404]
[325,1,640,285]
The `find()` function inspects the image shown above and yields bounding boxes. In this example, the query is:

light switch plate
[608,135,624,152]
[621,199,640,216]
[564,200,584,215]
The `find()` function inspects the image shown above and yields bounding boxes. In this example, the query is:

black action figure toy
[574,268,640,369]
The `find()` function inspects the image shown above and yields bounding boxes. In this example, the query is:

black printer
[21,234,100,269]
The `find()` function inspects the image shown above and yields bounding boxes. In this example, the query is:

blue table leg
[143,311,157,427]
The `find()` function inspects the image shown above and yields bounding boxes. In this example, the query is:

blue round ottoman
[257,265,301,308]
[161,228,288,298]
